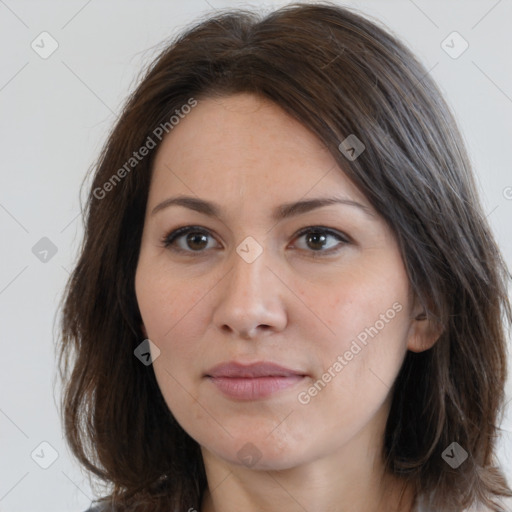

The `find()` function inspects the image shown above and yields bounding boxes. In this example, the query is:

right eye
[161,226,220,254]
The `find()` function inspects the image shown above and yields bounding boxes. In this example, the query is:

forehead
[149,93,369,209]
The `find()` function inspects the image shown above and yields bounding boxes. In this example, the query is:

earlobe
[407,312,443,353]
[141,323,148,338]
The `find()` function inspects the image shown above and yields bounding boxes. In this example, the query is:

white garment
[414,493,512,512]
[414,494,431,512]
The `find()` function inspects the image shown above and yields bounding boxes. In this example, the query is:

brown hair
[57,2,512,511]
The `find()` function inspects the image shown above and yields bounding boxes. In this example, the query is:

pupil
[308,232,326,250]
[188,232,207,250]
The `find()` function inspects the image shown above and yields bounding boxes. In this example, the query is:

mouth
[206,375,306,400]
[204,360,308,400]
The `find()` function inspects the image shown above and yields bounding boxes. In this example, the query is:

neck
[198,393,416,512]
[199,443,415,512]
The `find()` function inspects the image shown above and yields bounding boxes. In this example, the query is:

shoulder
[416,493,512,512]
[493,496,512,512]
[466,495,512,512]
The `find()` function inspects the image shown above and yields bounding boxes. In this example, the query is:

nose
[212,244,288,339]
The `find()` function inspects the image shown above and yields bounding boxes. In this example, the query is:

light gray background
[1,1,511,511]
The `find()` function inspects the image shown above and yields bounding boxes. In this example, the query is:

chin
[208,435,310,472]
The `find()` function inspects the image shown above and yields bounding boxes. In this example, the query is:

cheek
[135,259,209,344]
[309,259,411,386]
[311,265,409,342]
[291,279,409,454]
[136,271,210,424]
[135,262,213,412]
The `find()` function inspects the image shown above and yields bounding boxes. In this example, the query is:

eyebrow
[150,194,375,220]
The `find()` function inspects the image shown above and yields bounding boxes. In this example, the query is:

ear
[406,304,444,353]
[141,323,148,339]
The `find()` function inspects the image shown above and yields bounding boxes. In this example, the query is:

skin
[135,93,439,512]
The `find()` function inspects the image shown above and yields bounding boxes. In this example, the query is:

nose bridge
[230,241,269,295]
[212,239,287,337]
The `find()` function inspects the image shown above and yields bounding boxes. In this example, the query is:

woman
[57,3,512,511]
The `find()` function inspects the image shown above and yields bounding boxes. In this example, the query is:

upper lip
[205,361,307,378]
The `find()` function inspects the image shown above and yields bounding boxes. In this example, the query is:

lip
[205,361,306,378]
[205,361,308,400]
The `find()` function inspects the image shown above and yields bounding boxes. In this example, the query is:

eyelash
[160,225,350,258]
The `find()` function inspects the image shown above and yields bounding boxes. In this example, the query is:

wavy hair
[57,3,512,511]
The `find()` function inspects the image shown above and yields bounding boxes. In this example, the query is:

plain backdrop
[1,1,511,511]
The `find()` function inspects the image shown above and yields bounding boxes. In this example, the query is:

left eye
[292,227,349,255]
[161,226,349,255]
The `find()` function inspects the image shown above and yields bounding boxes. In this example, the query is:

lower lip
[207,375,305,400]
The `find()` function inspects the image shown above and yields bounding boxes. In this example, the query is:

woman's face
[135,92,426,471]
